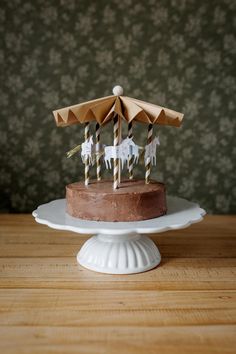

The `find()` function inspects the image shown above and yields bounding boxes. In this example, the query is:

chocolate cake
[66,179,167,222]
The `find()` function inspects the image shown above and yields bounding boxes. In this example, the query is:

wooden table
[0,214,235,354]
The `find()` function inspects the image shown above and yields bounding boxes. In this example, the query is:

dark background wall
[0,0,235,214]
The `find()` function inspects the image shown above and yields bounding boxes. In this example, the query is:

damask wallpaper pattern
[0,0,235,213]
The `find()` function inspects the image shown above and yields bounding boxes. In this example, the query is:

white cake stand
[33,196,205,274]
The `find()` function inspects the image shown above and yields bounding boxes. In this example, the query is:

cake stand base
[33,197,206,275]
[77,232,161,274]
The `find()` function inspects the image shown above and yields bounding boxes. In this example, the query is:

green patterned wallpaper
[1,0,236,213]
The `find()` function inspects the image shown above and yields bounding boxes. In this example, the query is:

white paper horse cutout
[130,143,140,164]
[81,136,94,165]
[104,138,141,169]
[144,136,160,166]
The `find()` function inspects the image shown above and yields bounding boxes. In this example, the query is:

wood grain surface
[0,214,235,354]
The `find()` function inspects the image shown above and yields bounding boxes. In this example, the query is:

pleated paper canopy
[53,93,184,127]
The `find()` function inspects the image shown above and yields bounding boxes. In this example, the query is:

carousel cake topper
[53,85,184,189]
[32,88,206,276]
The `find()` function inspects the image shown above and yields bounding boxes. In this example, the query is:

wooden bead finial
[112,85,124,96]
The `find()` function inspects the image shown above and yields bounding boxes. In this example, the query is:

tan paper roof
[53,95,184,127]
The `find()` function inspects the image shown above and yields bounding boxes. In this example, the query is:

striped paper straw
[84,122,90,186]
[128,121,134,179]
[113,115,119,190]
[95,123,101,181]
[145,124,153,184]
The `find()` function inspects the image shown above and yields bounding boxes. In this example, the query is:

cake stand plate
[33,196,205,274]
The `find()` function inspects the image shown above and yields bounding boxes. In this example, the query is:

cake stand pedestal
[33,196,205,274]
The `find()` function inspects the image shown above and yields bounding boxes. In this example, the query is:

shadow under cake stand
[33,196,206,274]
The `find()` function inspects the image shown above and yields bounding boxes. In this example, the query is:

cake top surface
[67,179,165,195]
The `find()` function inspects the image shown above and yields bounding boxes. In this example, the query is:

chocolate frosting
[66,179,167,222]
